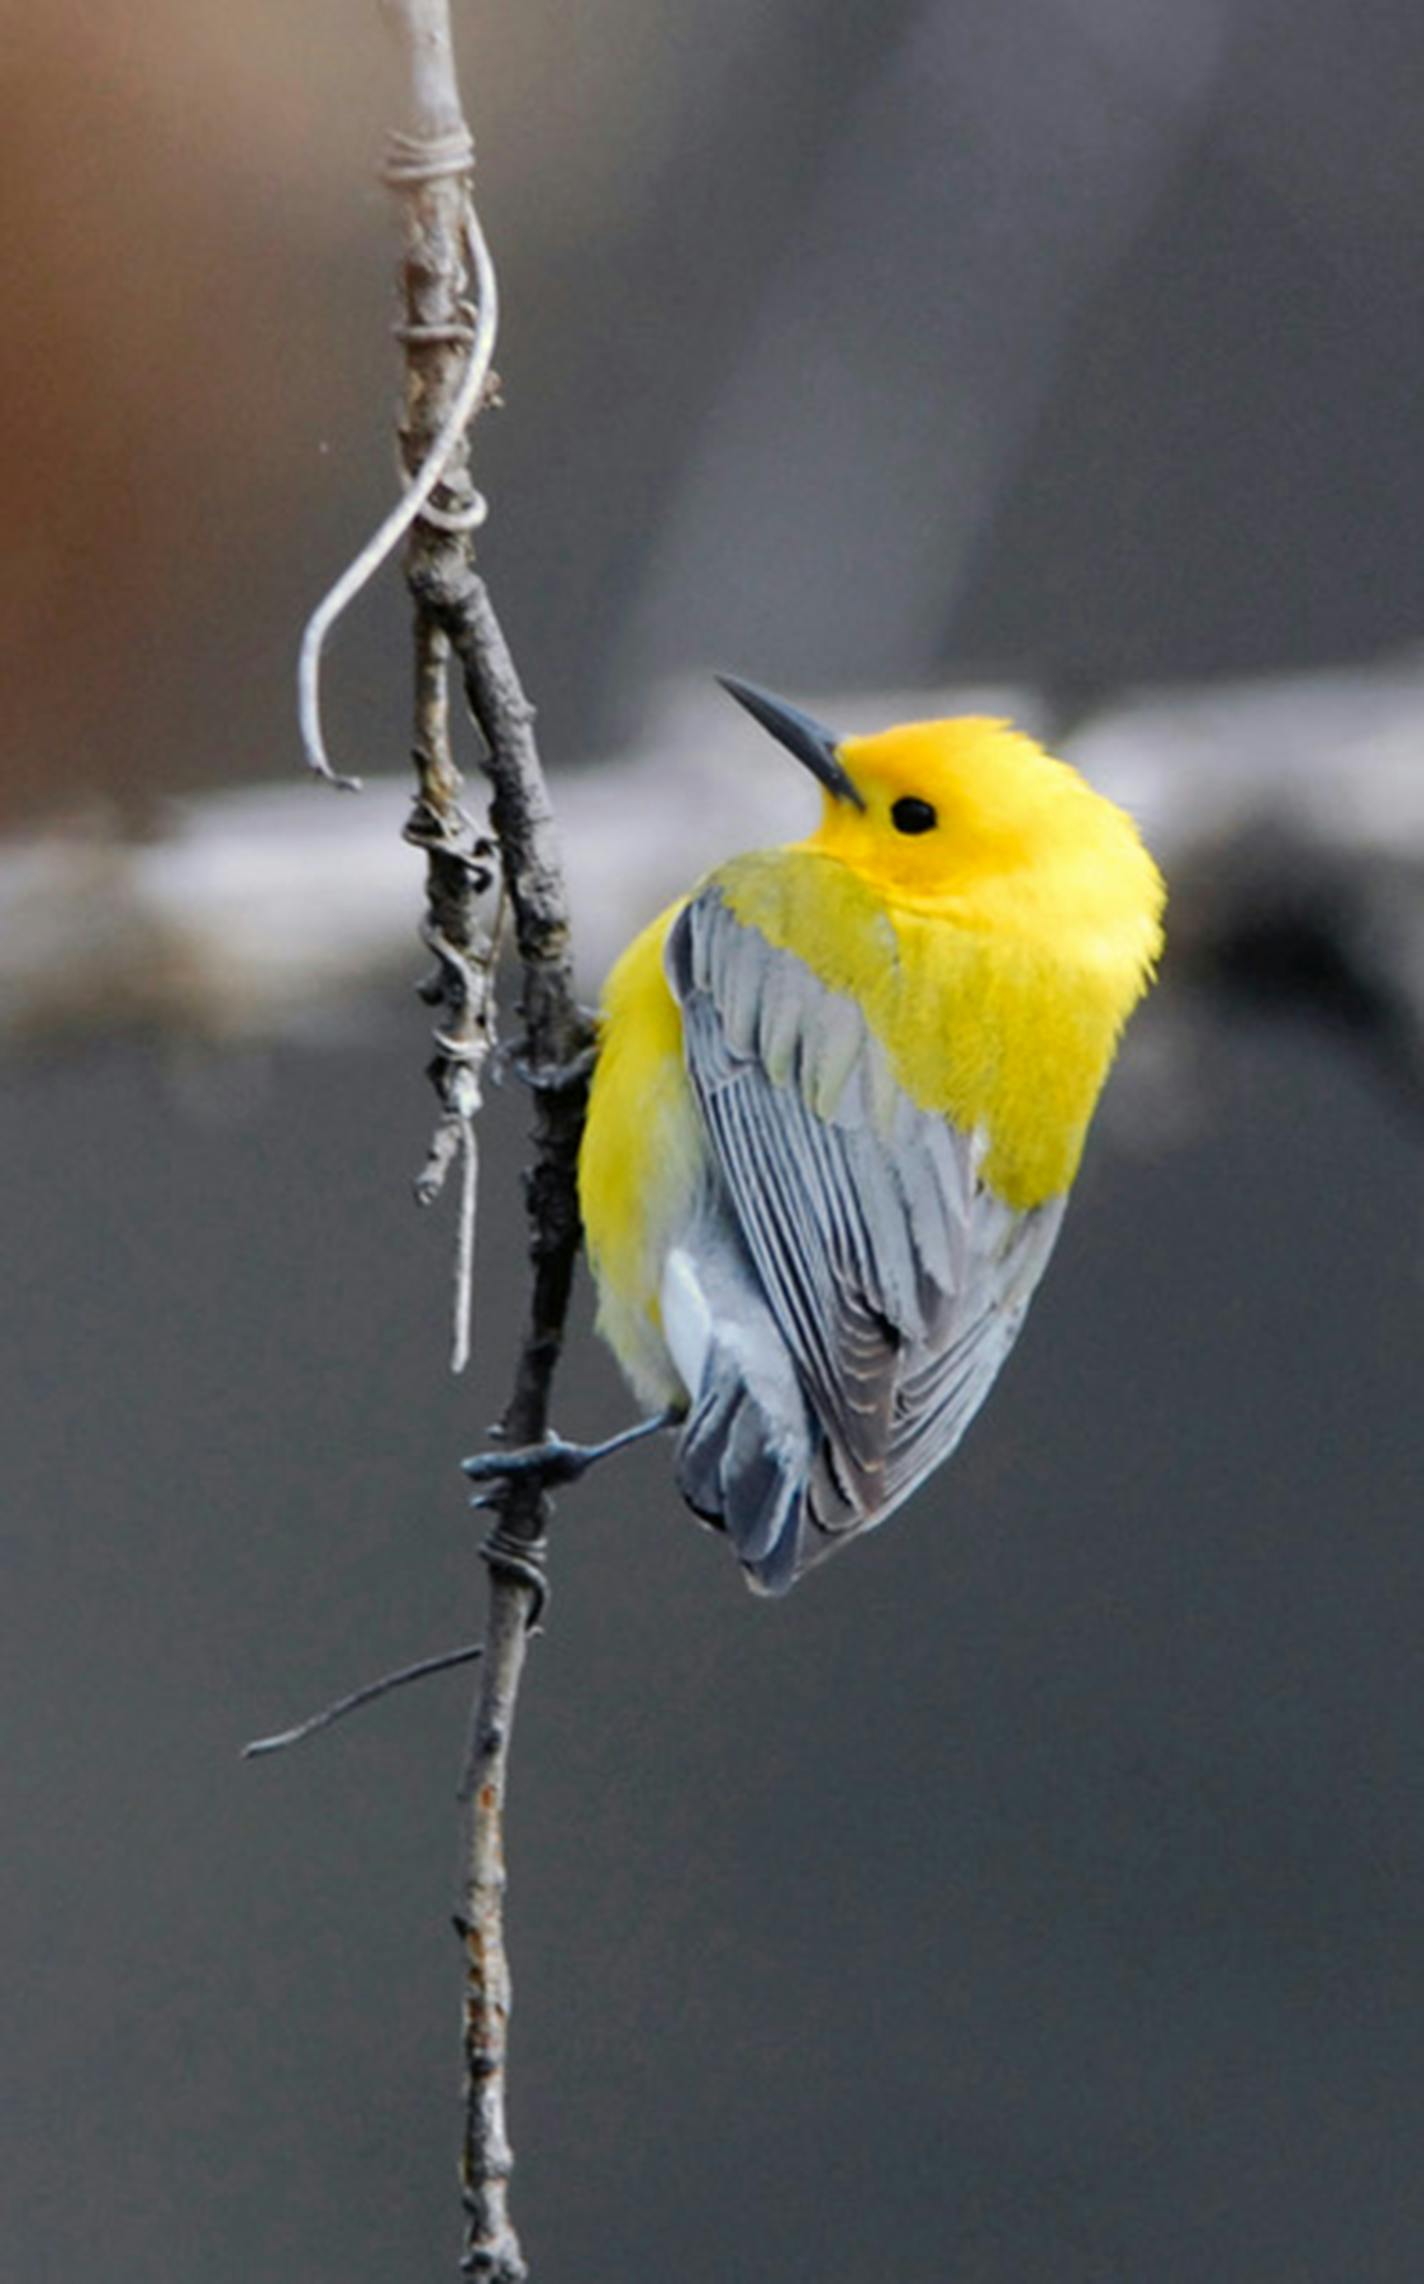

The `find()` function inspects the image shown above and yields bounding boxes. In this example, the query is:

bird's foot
[463,1411,681,1633]
[461,1408,681,1496]
[498,1033,599,1093]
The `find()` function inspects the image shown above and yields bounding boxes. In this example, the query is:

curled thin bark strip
[295,198,497,792]
[403,698,498,1373]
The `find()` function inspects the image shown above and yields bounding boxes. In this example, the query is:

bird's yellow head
[818,716,1108,902]
[718,675,1164,965]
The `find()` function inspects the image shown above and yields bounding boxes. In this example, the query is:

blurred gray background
[6,0,1424,2277]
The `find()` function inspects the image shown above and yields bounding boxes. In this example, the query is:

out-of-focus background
[7,2,1424,2278]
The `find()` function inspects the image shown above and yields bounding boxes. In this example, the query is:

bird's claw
[499,1037,597,1094]
[461,1434,598,1490]
[461,1413,681,1630]
[461,1410,680,1497]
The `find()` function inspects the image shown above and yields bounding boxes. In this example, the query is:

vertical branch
[300,4,594,2268]
[366,4,593,2278]
[433,439,594,2284]
[455,1555,537,2281]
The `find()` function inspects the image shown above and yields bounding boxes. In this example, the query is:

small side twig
[242,1642,483,1759]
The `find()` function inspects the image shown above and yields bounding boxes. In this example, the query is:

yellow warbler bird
[479,677,1163,1595]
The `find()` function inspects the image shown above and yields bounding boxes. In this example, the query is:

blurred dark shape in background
[6,2,1424,2279]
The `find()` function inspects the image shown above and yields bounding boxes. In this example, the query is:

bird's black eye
[891,796,937,835]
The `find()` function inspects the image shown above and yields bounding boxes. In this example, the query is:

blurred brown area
[7,0,1424,824]
[0,4,378,816]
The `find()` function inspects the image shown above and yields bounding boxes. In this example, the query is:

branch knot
[381,124,475,187]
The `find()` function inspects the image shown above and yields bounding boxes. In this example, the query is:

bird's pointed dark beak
[716,674,866,810]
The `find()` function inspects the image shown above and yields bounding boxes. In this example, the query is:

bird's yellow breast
[718,845,1155,1209]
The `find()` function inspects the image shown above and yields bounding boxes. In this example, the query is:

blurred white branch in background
[6,653,1424,1097]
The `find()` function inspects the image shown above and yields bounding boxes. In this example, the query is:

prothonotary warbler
[471,677,1164,1596]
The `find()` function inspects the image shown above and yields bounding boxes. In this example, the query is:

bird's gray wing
[665,887,1066,1570]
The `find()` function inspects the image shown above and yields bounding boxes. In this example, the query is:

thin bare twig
[242,1642,483,1759]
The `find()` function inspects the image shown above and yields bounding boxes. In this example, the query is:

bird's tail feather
[677,1367,810,1594]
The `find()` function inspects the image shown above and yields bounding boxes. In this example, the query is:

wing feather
[666,888,1066,1559]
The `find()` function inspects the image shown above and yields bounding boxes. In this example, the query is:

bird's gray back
[666,886,1067,1586]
